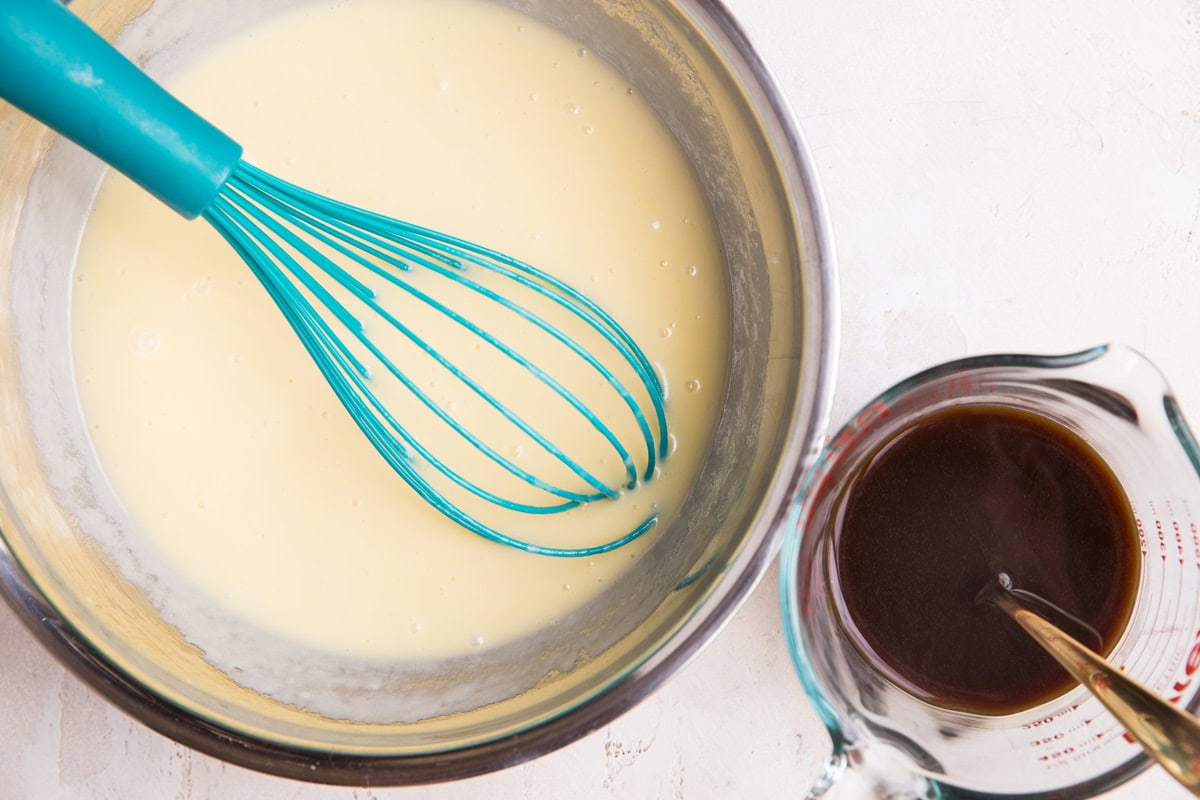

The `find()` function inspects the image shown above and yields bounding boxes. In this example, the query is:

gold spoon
[982,573,1200,796]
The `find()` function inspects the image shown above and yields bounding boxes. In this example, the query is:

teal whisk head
[201,162,669,557]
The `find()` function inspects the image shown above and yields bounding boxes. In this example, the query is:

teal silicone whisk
[0,0,668,557]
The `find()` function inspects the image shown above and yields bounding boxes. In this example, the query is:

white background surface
[3,0,1199,796]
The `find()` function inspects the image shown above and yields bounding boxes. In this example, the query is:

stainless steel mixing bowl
[0,0,836,784]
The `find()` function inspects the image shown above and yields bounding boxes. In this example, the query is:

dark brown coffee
[833,404,1140,714]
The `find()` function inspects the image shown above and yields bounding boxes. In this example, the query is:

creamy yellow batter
[72,0,728,661]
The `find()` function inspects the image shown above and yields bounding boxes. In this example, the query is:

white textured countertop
[3,0,1198,796]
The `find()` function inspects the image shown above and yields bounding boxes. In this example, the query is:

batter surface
[72,0,729,660]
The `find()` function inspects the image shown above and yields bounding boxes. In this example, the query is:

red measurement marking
[1021,705,1080,729]
[1127,628,1200,743]
[1135,516,1149,557]
[949,374,985,396]
[1062,721,1092,735]
[1036,747,1076,762]
[1030,733,1066,747]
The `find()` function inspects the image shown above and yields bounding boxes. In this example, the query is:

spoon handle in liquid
[988,584,1200,796]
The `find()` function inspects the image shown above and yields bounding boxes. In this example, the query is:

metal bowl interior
[0,0,836,784]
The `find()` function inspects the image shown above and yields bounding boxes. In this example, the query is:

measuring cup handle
[806,747,938,800]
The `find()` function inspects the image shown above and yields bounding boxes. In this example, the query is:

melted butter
[72,0,729,661]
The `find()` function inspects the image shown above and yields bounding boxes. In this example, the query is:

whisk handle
[0,0,242,218]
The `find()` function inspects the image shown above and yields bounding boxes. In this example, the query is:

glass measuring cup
[780,344,1200,798]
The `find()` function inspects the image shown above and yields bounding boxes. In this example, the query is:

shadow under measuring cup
[780,344,1200,798]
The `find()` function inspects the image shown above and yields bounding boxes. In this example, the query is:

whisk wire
[225,168,661,480]
[201,162,667,556]
[215,188,614,505]
[388,262,652,483]
[396,225,667,409]
[221,179,631,498]
[206,196,593,519]
[236,163,668,470]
